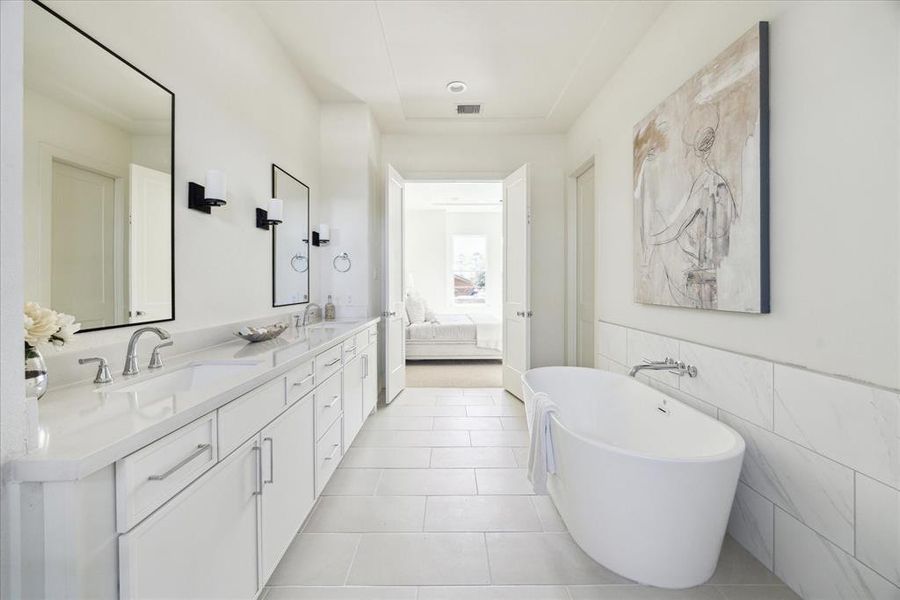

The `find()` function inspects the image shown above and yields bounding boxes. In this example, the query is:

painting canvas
[633,22,769,313]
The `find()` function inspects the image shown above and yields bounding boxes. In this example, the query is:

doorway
[567,160,595,367]
[383,165,531,402]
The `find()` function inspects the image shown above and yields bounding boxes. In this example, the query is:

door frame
[565,156,595,366]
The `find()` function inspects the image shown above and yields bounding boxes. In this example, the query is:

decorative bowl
[234,322,288,343]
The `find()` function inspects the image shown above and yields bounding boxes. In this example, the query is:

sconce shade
[205,169,226,205]
[318,224,330,241]
[268,198,283,223]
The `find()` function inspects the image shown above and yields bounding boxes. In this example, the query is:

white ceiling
[254,1,666,134]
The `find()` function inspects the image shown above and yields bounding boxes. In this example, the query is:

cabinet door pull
[263,437,275,484]
[325,357,341,367]
[147,444,211,481]
[323,443,340,461]
[252,444,263,496]
[362,355,368,378]
[293,373,314,387]
[324,395,339,409]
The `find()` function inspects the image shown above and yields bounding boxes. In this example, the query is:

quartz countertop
[8,318,380,483]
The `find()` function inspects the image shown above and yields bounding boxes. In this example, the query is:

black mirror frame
[271,164,311,308]
[29,0,176,334]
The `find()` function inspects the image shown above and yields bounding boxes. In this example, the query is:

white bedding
[406,313,501,351]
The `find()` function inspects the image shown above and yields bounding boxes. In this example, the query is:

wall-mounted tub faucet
[629,357,697,378]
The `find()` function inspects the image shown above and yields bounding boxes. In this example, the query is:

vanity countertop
[8,318,380,483]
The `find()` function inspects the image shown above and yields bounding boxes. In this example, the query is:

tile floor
[406,361,503,388]
[263,387,800,600]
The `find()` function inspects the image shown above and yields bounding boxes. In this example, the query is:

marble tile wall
[595,321,900,600]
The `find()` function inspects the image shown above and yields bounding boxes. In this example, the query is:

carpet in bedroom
[405,359,503,388]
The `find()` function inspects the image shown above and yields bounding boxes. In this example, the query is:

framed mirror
[272,164,310,307]
[23,0,174,332]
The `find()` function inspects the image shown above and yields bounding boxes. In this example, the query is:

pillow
[406,294,426,324]
[424,306,436,322]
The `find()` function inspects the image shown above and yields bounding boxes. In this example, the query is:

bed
[406,313,502,360]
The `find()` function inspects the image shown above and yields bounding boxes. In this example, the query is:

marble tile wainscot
[595,320,900,600]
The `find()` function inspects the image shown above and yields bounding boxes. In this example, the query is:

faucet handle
[79,357,113,385]
[148,340,174,370]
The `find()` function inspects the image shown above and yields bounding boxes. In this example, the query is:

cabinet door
[343,354,364,449]
[119,437,260,600]
[260,396,315,582]
[362,344,379,418]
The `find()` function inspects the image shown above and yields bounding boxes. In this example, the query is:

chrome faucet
[299,303,323,327]
[629,357,698,378]
[124,327,171,376]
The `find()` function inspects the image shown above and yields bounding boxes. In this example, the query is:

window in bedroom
[451,234,487,304]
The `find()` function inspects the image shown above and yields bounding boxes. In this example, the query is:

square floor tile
[418,586,569,599]
[376,469,477,496]
[486,532,629,585]
[466,405,525,417]
[567,585,723,599]
[500,417,528,430]
[531,496,566,532]
[347,533,490,585]
[363,417,434,430]
[341,447,431,468]
[385,406,468,417]
[352,430,470,448]
[425,496,542,532]
[304,496,426,533]
[434,417,503,430]
[431,447,517,468]
[475,469,534,495]
[470,430,530,447]
[265,587,417,600]
[437,395,495,406]
[323,469,382,496]
[266,533,359,586]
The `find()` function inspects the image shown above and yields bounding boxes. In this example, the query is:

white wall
[406,209,503,317]
[382,134,567,367]
[568,0,900,389]
[0,2,25,598]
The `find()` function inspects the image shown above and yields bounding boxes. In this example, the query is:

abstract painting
[633,22,769,313]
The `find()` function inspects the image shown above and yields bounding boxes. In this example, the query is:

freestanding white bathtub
[522,367,745,589]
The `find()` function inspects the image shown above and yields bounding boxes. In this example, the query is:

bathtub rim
[523,367,746,464]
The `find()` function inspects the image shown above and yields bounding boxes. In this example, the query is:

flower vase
[25,344,48,400]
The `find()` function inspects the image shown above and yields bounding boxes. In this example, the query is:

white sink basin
[108,361,262,396]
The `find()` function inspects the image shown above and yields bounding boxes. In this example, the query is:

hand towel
[527,392,559,494]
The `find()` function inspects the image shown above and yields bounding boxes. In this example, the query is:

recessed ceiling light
[446,81,467,94]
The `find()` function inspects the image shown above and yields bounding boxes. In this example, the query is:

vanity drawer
[116,413,218,533]
[367,325,378,347]
[342,334,363,362]
[315,417,343,496]
[218,377,286,456]
[286,359,315,404]
[315,344,343,382]
[315,372,343,439]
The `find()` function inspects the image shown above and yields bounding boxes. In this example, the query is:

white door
[576,166,595,367]
[384,165,406,403]
[502,164,531,398]
[129,163,172,323]
[51,161,119,328]
[342,353,364,447]
[260,398,315,583]
[118,437,260,600]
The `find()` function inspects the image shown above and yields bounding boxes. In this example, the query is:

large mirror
[23,1,174,332]
[272,165,310,307]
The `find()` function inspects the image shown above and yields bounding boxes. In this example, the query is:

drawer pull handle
[252,445,263,496]
[323,443,340,461]
[344,345,357,353]
[323,395,339,409]
[324,358,341,367]
[148,444,212,481]
[263,437,275,484]
[293,373,314,387]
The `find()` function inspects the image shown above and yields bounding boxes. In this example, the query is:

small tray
[234,323,288,343]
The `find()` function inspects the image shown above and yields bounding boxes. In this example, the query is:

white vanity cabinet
[362,340,378,417]
[118,436,261,600]
[343,352,364,448]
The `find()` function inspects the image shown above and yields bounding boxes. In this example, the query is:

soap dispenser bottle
[324,295,336,321]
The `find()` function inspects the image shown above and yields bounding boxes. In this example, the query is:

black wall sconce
[312,224,330,247]
[256,198,284,230]
[188,170,227,213]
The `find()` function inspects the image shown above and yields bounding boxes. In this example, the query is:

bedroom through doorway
[403,180,504,387]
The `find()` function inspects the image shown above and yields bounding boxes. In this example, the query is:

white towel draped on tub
[527,392,559,494]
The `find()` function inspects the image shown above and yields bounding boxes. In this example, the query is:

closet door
[260,396,315,583]
[119,437,260,600]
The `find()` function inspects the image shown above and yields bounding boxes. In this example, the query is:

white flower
[24,302,59,346]
[51,312,80,346]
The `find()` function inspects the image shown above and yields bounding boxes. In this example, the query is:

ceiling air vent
[456,104,482,115]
